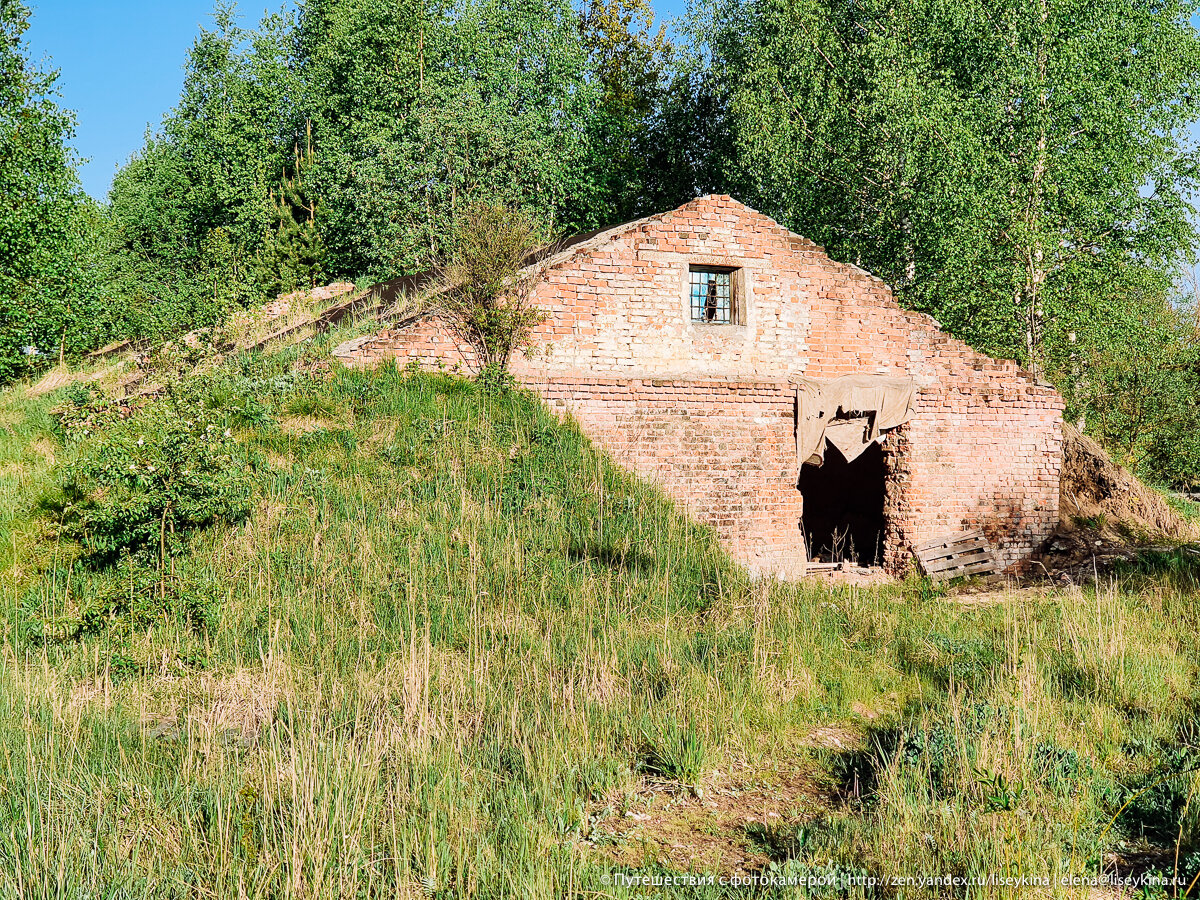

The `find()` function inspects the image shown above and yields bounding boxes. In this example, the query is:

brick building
[335,195,1064,578]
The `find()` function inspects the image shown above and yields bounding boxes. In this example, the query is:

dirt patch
[587,760,831,875]
[1033,425,1200,582]
[1059,424,1195,540]
[802,725,865,752]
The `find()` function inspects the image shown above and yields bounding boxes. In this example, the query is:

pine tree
[255,123,326,297]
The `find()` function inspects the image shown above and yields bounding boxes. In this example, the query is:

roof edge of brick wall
[360,195,1060,397]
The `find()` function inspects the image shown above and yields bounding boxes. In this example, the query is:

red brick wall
[529,377,804,578]
[334,195,1065,576]
[335,317,478,372]
[524,376,1060,576]
[890,379,1063,573]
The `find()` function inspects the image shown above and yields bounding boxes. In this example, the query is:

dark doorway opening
[799,441,887,566]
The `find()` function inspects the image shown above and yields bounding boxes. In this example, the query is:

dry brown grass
[187,663,291,745]
[590,760,829,875]
[1060,423,1200,540]
[27,361,133,398]
[277,415,340,435]
[27,368,76,397]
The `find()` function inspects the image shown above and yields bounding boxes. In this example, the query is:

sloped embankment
[1039,423,1199,577]
[3,360,1199,893]
[1059,424,1191,538]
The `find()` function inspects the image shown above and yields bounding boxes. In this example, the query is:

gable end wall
[335,196,1064,576]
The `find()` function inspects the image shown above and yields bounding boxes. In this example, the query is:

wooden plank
[927,566,992,580]
[918,536,987,553]
[923,549,995,573]
[916,547,984,566]
[924,558,992,577]
[930,542,987,557]
[915,532,989,550]
[913,540,954,555]
[956,560,1003,576]
[929,566,998,583]
[921,542,989,563]
[914,530,985,550]
[933,559,999,578]
[913,529,1000,583]
[913,531,986,554]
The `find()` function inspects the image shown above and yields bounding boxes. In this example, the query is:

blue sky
[24,1,223,199]
[23,0,689,200]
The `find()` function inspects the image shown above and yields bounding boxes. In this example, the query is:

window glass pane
[689,269,733,324]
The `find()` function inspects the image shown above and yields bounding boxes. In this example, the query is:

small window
[689,266,740,325]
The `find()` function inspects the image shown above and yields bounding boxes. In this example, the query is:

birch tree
[0,0,81,379]
[702,0,1200,375]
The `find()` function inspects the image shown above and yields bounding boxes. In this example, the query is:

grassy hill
[1,339,1198,898]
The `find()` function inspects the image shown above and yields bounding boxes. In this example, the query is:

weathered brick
[335,196,1063,577]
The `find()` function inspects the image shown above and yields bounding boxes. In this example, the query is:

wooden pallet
[803,561,843,574]
[913,530,1001,583]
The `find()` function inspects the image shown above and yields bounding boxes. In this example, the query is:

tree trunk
[1021,0,1050,379]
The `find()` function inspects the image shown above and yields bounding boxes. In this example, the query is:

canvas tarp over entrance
[794,375,916,466]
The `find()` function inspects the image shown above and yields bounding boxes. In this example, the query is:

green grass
[1,347,1199,898]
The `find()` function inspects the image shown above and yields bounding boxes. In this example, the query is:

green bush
[56,556,223,638]
[438,203,550,373]
[54,384,255,569]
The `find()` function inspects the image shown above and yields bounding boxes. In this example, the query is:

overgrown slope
[1060,423,1198,541]
[0,346,1198,898]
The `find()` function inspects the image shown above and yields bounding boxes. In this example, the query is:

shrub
[58,556,223,638]
[437,202,550,373]
[55,383,255,570]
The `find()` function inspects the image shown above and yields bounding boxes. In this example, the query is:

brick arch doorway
[799,441,887,566]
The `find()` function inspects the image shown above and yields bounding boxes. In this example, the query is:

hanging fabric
[794,375,916,467]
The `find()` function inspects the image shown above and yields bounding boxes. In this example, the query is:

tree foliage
[8,0,1200,485]
[103,2,295,337]
[1072,287,1200,489]
[100,0,622,298]
[297,0,610,277]
[702,0,1200,375]
[254,124,326,298]
[0,0,84,379]
[579,0,677,219]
